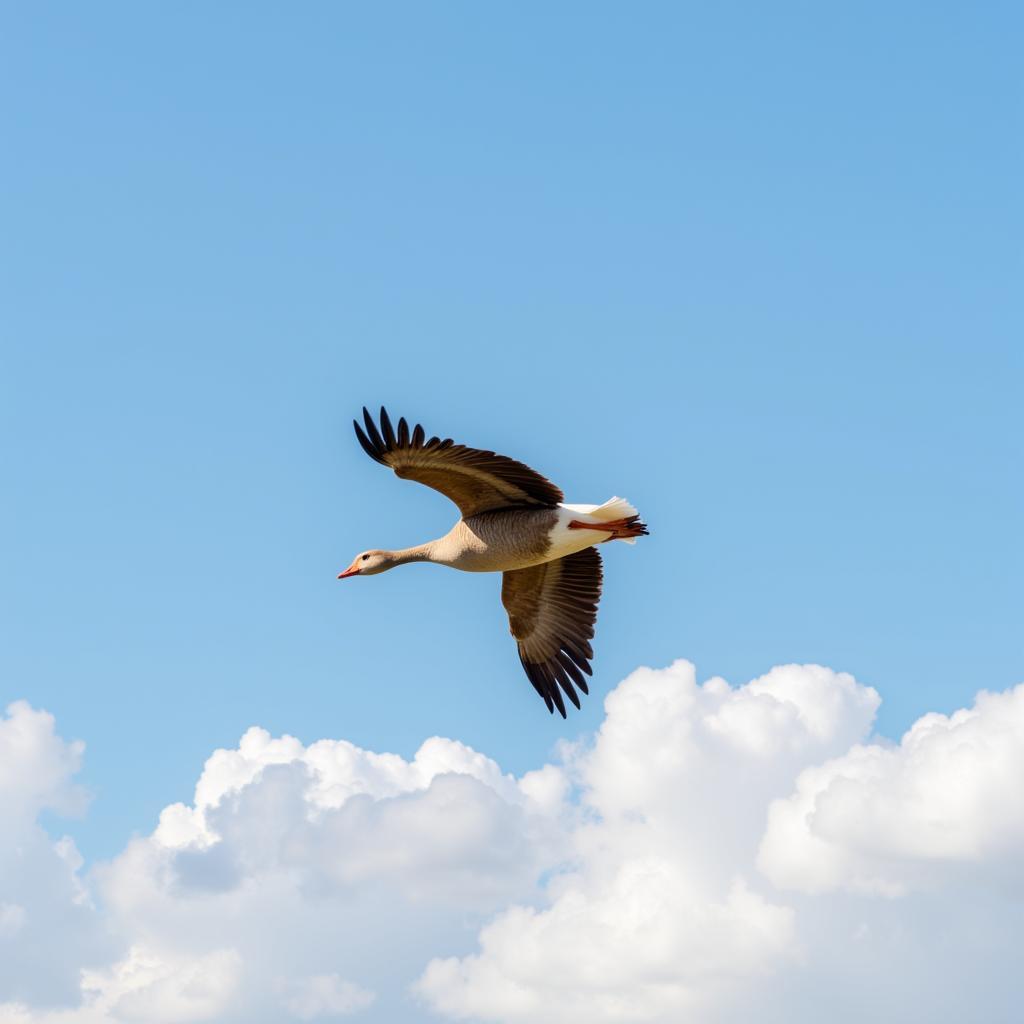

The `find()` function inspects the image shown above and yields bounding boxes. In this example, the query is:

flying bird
[340,407,648,716]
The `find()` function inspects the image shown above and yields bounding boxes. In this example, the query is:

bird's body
[407,508,560,573]
[340,408,648,717]
[394,500,638,573]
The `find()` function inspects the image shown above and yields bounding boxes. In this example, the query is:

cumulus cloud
[2,714,568,1022]
[0,703,114,1008]
[2,664,1023,1023]
[418,666,1024,1023]
[758,683,1024,896]
[416,661,878,1022]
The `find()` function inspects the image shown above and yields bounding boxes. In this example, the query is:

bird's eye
[361,554,369,561]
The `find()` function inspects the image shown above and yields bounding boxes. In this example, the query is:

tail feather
[561,496,639,521]
[563,496,649,545]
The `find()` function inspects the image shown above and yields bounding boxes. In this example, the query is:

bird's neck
[389,541,437,566]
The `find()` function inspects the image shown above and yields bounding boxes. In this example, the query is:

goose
[339,407,648,717]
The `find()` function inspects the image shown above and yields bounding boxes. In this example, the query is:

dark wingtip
[379,406,397,448]
[362,407,385,450]
[563,639,594,674]
[544,675,567,717]
[521,654,554,713]
[540,663,567,718]
[559,678,581,710]
[557,650,589,694]
[353,418,385,463]
[522,655,570,716]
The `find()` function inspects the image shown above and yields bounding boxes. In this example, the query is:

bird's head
[337,550,396,578]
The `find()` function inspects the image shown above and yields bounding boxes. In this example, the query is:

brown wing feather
[501,547,603,717]
[353,407,563,518]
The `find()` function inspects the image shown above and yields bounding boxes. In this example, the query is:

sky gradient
[3,0,1022,879]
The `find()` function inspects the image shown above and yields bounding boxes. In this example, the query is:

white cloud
[416,661,877,1022]
[1,714,568,1022]
[758,683,1024,896]
[95,947,243,1024]
[0,947,241,1024]
[277,974,375,1019]
[0,703,113,1009]
[418,870,795,1023]
[0,700,89,834]
[2,663,1023,1023]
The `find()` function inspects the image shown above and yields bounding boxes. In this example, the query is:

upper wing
[353,407,564,519]
[501,546,603,717]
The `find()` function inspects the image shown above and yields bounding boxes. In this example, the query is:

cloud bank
[2,661,1021,1023]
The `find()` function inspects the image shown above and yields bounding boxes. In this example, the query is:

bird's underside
[351,406,645,717]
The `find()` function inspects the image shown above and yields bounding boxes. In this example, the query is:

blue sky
[3,0,1021,875]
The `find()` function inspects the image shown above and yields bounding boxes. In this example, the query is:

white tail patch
[561,496,638,520]
[557,497,641,544]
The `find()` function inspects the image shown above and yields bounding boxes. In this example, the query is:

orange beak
[337,566,361,579]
